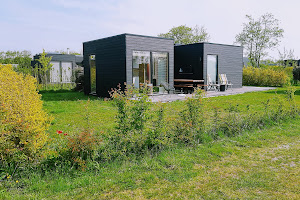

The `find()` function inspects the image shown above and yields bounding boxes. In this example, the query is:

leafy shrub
[0,64,52,165]
[107,84,172,159]
[243,66,290,87]
[174,88,206,144]
[0,50,32,75]
[65,129,101,171]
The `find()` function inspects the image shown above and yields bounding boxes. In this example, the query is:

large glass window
[61,62,72,83]
[207,55,218,83]
[90,55,96,93]
[132,51,150,88]
[50,61,60,83]
[152,52,168,86]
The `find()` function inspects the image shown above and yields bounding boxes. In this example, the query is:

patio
[149,86,276,103]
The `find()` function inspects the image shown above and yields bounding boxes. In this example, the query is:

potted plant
[153,86,159,93]
[159,84,165,94]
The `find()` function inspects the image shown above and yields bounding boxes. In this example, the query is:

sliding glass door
[132,51,168,88]
[152,52,168,86]
[207,55,218,83]
[132,51,151,88]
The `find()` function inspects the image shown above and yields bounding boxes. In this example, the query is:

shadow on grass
[39,90,102,101]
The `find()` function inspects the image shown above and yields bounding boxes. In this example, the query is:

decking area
[149,86,276,102]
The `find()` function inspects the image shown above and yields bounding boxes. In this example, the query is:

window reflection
[90,55,96,93]
[132,51,150,88]
[152,52,168,86]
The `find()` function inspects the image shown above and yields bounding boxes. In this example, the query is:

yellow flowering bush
[0,64,52,163]
[243,66,290,87]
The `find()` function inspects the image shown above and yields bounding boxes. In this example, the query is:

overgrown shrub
[174,88,206,144]
[0,64,52,165]
[243,66,290,86]
[107,84,172,159]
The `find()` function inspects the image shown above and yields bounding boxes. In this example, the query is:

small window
[90,55,96,93]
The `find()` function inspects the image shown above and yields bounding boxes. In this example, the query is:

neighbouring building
[32,53,83,83]
[83,33,174,97]
[175,43,243,88]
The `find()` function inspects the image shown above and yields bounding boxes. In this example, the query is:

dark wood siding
[125,34,174,87]
[174,43,204,80]
[203,43,243,88]
[175,43,243,88]
[83,34,126,97]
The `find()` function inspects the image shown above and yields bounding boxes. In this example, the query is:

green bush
[174,88,206,144]
[243,66,290,87]
[106,84,172,159]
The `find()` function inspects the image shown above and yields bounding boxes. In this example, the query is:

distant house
[32,53,83,83]
[284,59,300,67]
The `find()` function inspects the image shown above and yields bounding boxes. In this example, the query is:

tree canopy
[235,13,284,67]
[158,25,210,44]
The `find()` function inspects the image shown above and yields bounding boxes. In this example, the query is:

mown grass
[42,87,300,137]
[1,116,299,199]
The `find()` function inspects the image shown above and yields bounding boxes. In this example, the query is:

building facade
[175,43,243,88]
[32,53,83,84]
[83,34,174,97]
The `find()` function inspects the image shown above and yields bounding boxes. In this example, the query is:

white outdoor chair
[219,74,233,90]
[161,82,176,94]
[207,74,220,91]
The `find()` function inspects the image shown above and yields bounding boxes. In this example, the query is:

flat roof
[175,42,242,48]
[83,33,174,44]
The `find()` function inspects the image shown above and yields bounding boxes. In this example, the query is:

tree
[0,50,32,74]
[277,48,297,67]
[158,25,210,44]
[235,13,284,68]
[34,50,53,89]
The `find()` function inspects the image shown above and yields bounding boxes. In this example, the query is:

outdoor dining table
[174,79,205,87]
[174,79,204,83]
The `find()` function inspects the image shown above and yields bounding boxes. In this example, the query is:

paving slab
[148,86,277,103]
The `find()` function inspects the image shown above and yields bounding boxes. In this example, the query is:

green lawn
[1,117,299,199]
[1,87,299,199]
[41,87,300,137]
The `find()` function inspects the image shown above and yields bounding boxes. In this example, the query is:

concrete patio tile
[148,86,277,103]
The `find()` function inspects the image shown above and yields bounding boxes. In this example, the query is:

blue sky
[0,0,299,59]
